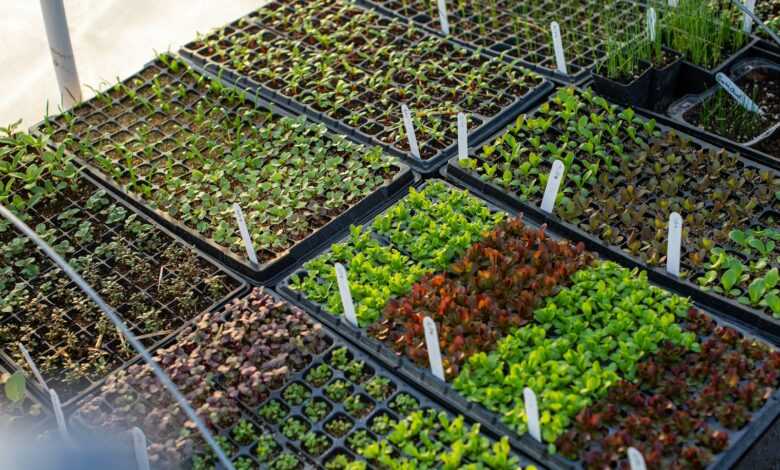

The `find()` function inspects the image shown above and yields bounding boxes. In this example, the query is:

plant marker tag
[157,265,165,290]
[523,387,542,442]
[130,427,151,470]
[335,263,358,327]
[647,8,657,41]
[422,317,445,381]
[18,343,47,390]
[457,112,468,161]
[541,160,565,214]
[668,0,678,6]
[49,389,71,443]
[233,203,258,267]
[666,212,682,277]
[401,104,421,159]
[716,73,763,115]
[550,22,568,75]
[437,0,450,35]
[628,447,647,470]
[743,0,756,33]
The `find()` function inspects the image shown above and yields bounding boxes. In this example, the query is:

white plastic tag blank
[716,73,762,114]
[335,263,358,327]
[233,203,258,266]
[541,160,565,214]
[523,387,542,442]
[401,104,421,159]
[551,22,568,75]
[437,0,450,34]
[666,212,682,277]
[457,113,468,161]
[423,317,445,380]
[628,447,647,470]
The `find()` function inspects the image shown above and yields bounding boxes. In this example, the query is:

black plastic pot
[278,178,780,469]
[648,48,682,112]
[592,60,653,108]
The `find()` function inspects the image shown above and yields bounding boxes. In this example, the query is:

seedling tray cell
[0,133,246,408]
[32,54,412,282]
[357,0,646,84]
[178,0,553,174]
[444,86,780,343]
[278,178,780,468]
[0,363,51,433]
[71,288,542,469]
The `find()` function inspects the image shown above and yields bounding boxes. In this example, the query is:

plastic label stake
[716,73,762,114]
[335,263,358,327]
[550,22,568,75]
[233,203,258,267]
[666,212,682,277]
[457,112,468,161]
[423,317,445,380]
[523,387,542,442]
[18,343,47,390]
[437,0,450,34]
[668,0,678,6]
[541,160,565,214]
[401,104,421,159]
[628,447,647,470]
[647,8,657,41]
[49,389,71,443]
[130,427,151,470]
[743,0,756,33]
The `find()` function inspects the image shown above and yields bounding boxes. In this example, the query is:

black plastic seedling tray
[30,56,415,284]
[178,0,554,174]
[0,167,249,410]
[0,363,52,432]
[355,0,647,85]
[70,287,544,470]
[443,87,780,347]
[665,46,780,170]
[277,178,780,469]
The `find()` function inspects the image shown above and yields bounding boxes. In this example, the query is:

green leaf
[720,265,742,292]
[748,278,766,305]
[765,268,779,291]
[4,371,25,403]
[729,229,747,246]
[767,293,780,316]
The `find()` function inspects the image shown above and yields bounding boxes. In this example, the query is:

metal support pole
[40,0,82,108]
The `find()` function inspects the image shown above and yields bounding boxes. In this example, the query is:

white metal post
[40,0,82,108]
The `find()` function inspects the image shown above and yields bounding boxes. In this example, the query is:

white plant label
[668,0,678,6]
[541,160,565,214]
[523,387,542,442]
[49,389,70,442]
[233,203,258,266]
[716,73,762,114]
[18,343,47,390]
[647,8,657,41]
[743,0,756,33]
[628,447,647,470]
[157,265,165,290]
[666,212,683,277]
[437,0,450,35]
[457,112,468,161]
[423,317,445,381]
[335,263,358,327]
[550,22,568,75]
[401,104,421,159]
[130,427,151,470]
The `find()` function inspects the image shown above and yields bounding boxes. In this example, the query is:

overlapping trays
[179,0,553,173]
[0,130,246,407]
[446,86,780,344]
[31,54,413,282]
[279,179,780,468]
[71,287,542,470]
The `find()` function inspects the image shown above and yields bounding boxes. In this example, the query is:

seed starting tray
[30,56,414,283]
[277,178,780,469]
[356,0,646,84]
[0,166,248,409]
[70,288,544,470]
[178,0,554,174]
[443,87,780,346]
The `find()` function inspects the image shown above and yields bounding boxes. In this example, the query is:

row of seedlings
[284,181,780,468]
[449,87,780,324]
[360,0,646,80]
[180,0,551,171]
[0,129,243,404]
[74,288,542,470]
[35,54,408,280]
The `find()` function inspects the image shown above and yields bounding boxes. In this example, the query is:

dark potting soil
[685,68,780,152]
